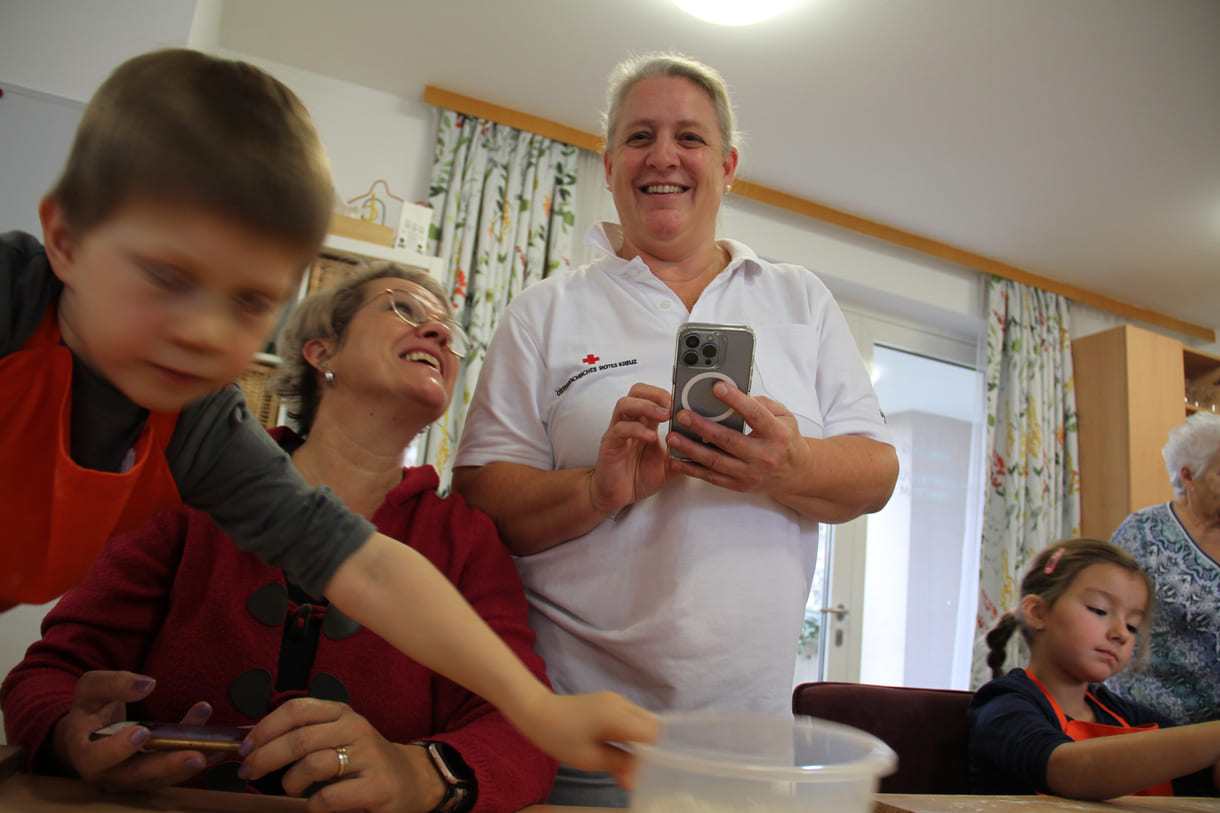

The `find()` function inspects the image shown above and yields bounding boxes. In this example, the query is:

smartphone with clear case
[669,322,755,461]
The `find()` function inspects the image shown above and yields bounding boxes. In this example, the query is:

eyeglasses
[365,288,471,358]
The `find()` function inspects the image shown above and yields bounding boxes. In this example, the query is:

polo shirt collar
[584,222,763,277]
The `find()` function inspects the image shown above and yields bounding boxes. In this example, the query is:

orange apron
[0,304,181,610]
[1027,671,1174,797]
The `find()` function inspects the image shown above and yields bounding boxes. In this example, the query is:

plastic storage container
[631,711,897,813]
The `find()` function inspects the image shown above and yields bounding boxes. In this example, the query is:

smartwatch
[414,740,476,813]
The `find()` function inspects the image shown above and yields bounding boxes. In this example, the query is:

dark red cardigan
[2,441,556,812]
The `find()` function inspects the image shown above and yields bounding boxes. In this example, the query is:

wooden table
[0,775,596,813]
[875,795,1220,812]
[0,747,594,813]
[1,749,1214,813]
[0,747,17,785]
[0,773,307,812]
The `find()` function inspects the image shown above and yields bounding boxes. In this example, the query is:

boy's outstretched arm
[312,532,660,781]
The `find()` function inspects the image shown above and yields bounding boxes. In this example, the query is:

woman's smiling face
[604,75,738,262]
[333,278,459,420]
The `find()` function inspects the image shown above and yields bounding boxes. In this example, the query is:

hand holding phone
[669,322,755,461]
[90,721,249,753]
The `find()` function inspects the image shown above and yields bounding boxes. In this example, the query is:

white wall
[0,84,83,236]
[721,195,984,343]
[1072,300,1220,356]
[0,0,197,103]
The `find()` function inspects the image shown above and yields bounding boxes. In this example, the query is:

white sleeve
[454,304,556,471]
[815,297,891,443]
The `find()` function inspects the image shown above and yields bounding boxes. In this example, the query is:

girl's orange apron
[1027,671,1174,797]
[0,304,181,611]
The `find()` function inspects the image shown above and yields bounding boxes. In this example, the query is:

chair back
[792,681,974,794]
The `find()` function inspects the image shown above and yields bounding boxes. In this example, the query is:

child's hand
[524,691,660,790]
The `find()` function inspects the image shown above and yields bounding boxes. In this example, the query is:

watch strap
[413,740,476,813]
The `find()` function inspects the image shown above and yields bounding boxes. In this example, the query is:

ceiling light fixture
[671,0,802,25]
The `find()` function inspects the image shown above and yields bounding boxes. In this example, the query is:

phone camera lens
[684,335,700,349]
[683,351,699,366]
[702,344,717,358]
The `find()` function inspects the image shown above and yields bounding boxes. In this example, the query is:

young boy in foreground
[0,48,655,784]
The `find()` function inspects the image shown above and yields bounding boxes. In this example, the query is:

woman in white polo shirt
[452,52,899,807]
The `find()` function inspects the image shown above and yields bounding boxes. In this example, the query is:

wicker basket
[306,249,366,298]
[237,357,282,430]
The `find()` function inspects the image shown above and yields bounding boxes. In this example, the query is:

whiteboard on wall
[0,82,84,237]
[0,82,83,734]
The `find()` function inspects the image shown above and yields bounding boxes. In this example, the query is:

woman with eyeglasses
[2,262,558,813]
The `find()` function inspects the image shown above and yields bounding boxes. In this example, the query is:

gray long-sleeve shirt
[2,230,372,596]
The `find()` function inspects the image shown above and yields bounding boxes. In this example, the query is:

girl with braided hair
[967,538,1220,799]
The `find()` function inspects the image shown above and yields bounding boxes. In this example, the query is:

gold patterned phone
[90,721,249,753]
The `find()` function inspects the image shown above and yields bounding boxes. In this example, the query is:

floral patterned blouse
[1107,502,1220,724]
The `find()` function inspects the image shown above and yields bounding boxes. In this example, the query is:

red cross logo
[582,354,600,365]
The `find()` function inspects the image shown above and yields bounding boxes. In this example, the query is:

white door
[794,309,984,690]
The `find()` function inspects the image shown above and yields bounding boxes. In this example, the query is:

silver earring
[324,369,335,385]
[725,183,732,193]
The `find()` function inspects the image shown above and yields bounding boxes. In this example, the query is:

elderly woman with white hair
[1107,411,1220,725]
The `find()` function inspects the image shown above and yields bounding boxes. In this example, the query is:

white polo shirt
[455,223,890,715]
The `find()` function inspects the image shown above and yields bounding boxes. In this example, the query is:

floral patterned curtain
[420,110,581,489]
[971,276,1081,687]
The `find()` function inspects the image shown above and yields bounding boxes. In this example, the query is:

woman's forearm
[770,435,898,523]
[451,462,606,555]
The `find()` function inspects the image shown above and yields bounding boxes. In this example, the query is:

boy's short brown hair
[50,48,333,259]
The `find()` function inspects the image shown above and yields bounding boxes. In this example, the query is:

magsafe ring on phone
[669,323,755,460]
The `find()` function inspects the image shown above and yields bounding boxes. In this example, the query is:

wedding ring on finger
[333,745,350,779]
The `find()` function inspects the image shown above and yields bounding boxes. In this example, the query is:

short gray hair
[1162,411,1220,497]
[269,261,448,435]
[602,52,740,156]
